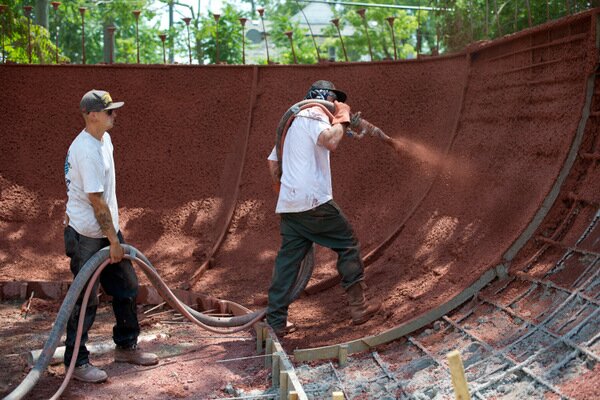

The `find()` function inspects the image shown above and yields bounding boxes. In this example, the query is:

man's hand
[332,101,351,125]
[109,241,124,263]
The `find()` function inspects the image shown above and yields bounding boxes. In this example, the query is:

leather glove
[332,100,351,125]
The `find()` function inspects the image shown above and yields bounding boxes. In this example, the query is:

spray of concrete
[351,114,472,179]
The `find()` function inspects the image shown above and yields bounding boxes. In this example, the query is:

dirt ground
[0,299,270,399]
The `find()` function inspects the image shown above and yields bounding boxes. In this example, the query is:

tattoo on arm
[95,208,114,235]
[89,192,118,243]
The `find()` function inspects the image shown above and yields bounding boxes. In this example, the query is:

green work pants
[266,200,364,330]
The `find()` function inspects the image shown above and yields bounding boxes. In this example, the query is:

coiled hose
[275,99,335,178]
[3,244,314,400]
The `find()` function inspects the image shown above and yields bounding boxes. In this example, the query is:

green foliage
[268,8,319,64]
[435,0,594,52]
[193,3,244,64]
[0,0,64,63]
[322,6,424,62]
[1,0,164,64]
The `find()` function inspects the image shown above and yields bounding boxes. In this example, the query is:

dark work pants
[266,200,364,330]
[63,226,140,367]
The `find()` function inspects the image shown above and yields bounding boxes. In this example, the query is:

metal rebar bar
[257,8,270,64]
[0,4,7,64]
[284,31,297,64]
[51,2,60,64]
[214,13,220,64]
[79,7,86,64]
[183,17,192,64]
[23,5,32,63]
[356,9,372,61]
[386,17,397,60]
[294,0,321,62]
[159,33,167,64]
[133,10,140,64]
[524,0,532,27]
[239,18,247,65]
[493,0,502,36]
[107,26,116,64]
[329,361,349,399]
[331,18,348,62]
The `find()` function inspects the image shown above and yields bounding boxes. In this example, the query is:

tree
[186,3,244,64]
[320,1,435,62]
[1,0,62,63]
[1,0,164,64]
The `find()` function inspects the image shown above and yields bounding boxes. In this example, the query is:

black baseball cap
[80,89,124,113]
[309,80,347,103]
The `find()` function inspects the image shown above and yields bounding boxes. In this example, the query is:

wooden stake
[338,344,348,367]
[265,337,273,368]
[447,350,471,400]
[332,392,344,400]
[279,370,288,398]
[289,391,298,400]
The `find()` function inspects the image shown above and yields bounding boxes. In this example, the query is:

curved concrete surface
[0,9,599,363]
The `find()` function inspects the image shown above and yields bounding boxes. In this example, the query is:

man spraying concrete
[266,80,382,336]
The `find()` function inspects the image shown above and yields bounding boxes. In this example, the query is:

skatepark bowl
[1,8,600,400]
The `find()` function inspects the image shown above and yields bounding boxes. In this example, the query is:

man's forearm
[89,194,119,244]
[319,122,348,151]
[268,160,281,184]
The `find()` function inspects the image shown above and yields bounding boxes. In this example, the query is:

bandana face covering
[305,87,336,101]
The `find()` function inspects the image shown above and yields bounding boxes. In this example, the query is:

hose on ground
[3,244,314,400]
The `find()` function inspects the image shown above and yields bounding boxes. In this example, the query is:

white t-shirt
[65,130,119,238]
[268,106,332,213]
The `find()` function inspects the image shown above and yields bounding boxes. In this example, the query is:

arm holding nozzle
[347,112,391,143]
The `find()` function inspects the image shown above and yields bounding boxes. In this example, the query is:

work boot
[346,282,381,325]
[272,322,297,337]
[114,345,158,366]
[72,363,108,383]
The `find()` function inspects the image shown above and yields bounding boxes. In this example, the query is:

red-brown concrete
[0,7,598,374]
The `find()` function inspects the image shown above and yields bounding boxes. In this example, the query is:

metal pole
[159,33,167,64]
[132,10,140,64]
[330,18,348,62]
[24,6,33,63]
[51,2,60,64]
[213,13,220,64]
[493,0,502,36]
[356,9,373,61]
[239,18,247,65]
[417,0,421,57]
[0,5,7,64]
[513,0,518,32]
[257,8,270,64]
[107,26,116,64]
[293,0,321,62]
[183,17,192,64]
[386,17,397,60]
[467,0,474,42]
[285,31,297,64]
[485,0,489,38]
[79,7,86,64]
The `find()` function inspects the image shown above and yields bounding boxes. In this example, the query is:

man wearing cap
[266,80,381,336]
[63,89,158,383]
